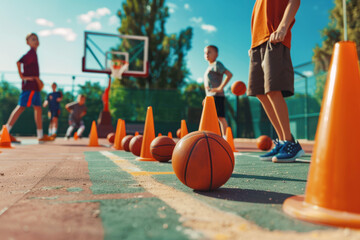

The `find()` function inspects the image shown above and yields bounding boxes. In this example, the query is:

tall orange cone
[225,127,237,152]
[113,119,126,150]
[198,96,221,136]
[88,121,99,147]
[137,106,156,161]
[283,42,360,228]
[0,125,12,148]
[168,131,173,139]
[180,119,188,138]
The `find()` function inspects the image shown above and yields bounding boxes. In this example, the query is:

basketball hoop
[110,60,129,79]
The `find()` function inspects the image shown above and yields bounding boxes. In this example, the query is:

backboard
[82,31,149,77]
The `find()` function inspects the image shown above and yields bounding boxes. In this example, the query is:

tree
[117,0,193,89]
[313,0,360,101]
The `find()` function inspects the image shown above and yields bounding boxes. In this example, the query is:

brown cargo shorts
[247,41,294,97]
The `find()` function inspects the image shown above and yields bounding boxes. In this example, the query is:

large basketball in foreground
[257,135,272,151]
[150,136,176,162]
[107,132,115,143]
[231,81,246,96]
[121,135,134,152]
[129,135,143,156]
[172,131,234,191]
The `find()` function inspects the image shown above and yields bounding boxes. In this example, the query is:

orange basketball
[129,135,143,156]
[107,132,115,143]
[150,136,176,162]
[172,131,234,191]
[231,81,246,96]
[176,128,181,138]
[257,135,273,151]
[121,135,134,152]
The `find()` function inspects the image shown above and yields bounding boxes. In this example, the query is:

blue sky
[0,0,334,93]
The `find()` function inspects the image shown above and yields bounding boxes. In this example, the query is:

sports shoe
[272,141,305,163]
[259,139,284,161]
[50,133,57,139]
[38,134,54,142]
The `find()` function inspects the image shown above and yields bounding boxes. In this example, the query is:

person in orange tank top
[247,0,305,163]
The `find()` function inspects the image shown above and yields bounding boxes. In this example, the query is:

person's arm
[33,77,44,90]
[210,70,233,93]
[17,62,24,80]
[80,109,87,118]
[57,92,63,102]
[43,100,48,108]
[269,0,300,43]
[65,103,72,113]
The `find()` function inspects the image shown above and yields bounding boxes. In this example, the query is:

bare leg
[7,105,26,127]
[218,117,228,137]
[257,94,284,140]
[266,91,292,141]
[53,117,58,129]
[33,106,43,129]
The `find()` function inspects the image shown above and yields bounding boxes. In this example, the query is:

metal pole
[343,0,348,41]
[72,76,75,99]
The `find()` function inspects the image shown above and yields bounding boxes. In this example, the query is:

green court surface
[84,150,331,239]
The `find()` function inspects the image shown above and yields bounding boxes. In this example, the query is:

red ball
[231,81,247,96]
[150,136,176,162]
[121,135,134,152]
[176,128,181,138]
[257,135,273,151]
[129,135,143,156]
[172,131,234,191]
[107,132,115,143]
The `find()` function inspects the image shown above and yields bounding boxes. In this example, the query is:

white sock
[37,129,43,139]
[52,127,57,135]
[48,128,52,135]
[66,126,74,137]
[6,124,12,133]
[77,125,85,137]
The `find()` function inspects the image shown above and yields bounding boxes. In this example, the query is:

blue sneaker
[272,141,305,163]
[259,139,284,161]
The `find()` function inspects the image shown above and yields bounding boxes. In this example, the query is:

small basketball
[231,81,247,96]
[176,128,181,138]
[150,136,176,162]
[107,132,115,143]
[121,135,134,152]
[172,131,234,191]
[129,135,143,156]
[257,135,273,151]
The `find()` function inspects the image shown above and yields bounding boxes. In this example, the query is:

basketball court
[0,137,359,239]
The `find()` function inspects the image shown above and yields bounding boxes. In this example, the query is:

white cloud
[167,2,177,13]
[184,3,191,11]
[302,71,314,77]
[109,15,118,25]
[197,77,203,84]
[201,24,217,33]
[78,7,111,24]
[35,18,54,27]
[190,17,203,24]
[38,28,77,42]
[86,22,102,30]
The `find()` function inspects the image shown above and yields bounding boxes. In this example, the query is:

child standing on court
[64,94,87,139]
[247,0,304,162]
[43,82,63,138]
[203,45,233,136]
[2,33,52,142]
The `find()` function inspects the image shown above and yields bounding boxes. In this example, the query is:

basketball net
[110,60,129,79]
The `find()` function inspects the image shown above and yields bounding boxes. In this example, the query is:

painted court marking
[99,151,353,240]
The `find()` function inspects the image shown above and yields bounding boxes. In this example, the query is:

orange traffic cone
[198,96,221,136]
[283,41,360,228]
[0,125,12,148]
[135,131,139,136]
[180,119,188,138]
[168,131,173,139]
[88,121,99,147]
[225,127,237,152]
[158,133,162,137]
[137,106,156,161]
[113,119,126,150]
[74,132,78,140]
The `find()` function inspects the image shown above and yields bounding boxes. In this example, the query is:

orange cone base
[136,157,156,162]
[0,143,12,148]
[283,195,360,229]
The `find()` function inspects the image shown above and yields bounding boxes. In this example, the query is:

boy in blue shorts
[43,82,63,138]
[203,45,233,137]
[64,95,87,139]
[2,33,52,142]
